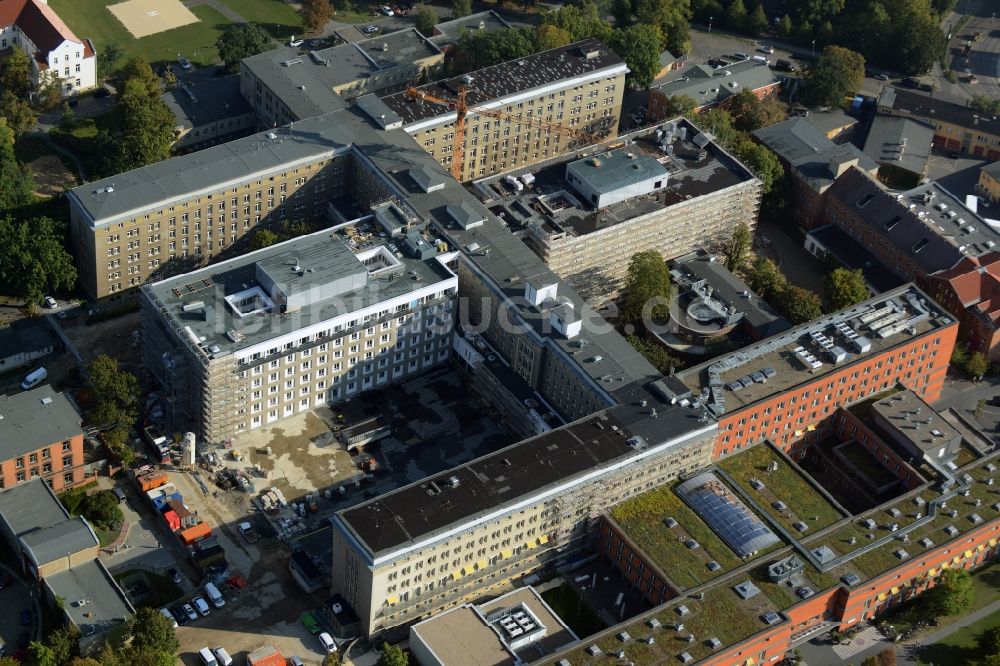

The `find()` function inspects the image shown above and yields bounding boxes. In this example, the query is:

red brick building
[925,254,1000,361]
[0,387,86,491]
[673,285,956,462]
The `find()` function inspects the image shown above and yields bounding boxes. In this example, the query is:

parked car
[289,37,303,47]
[181,604,198,622]
[775,59,796,72]
[901,77,920,88]
[300,611,321,634]
[43,296,57,309]
[172,606,190,626]
[212,647,233,666]
[380,5,394,14]
[168,568,182,585]
[363,24,379,33]
[318,633,337,654]
[178,57,191,70]
[758,45,774,54]
[158,608,178,629]
[876,73,890,81]
[193,596,211,616]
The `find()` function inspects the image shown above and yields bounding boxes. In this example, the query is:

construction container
[178,522,212,546]
[246,645,283,666]
[135,471,168,492]
[162,508,181,532]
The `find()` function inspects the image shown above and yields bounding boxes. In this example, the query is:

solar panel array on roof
[676,472,780,558]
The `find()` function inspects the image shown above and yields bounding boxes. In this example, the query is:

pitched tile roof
[0,0,91,59]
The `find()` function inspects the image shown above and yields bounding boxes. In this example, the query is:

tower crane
[404,83,615,182]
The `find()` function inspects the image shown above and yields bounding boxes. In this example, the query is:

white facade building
[0,0,96,95]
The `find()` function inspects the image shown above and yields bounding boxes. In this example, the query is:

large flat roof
[0,387,82,460]
[672,284,954,417]
[241,28,441,115]
[0,479,70,538]
[477,119,756,238]
[45,559,134,633]
[335,408,714,561]
[380,39,626,127]
[22,516,98,566]
[161,74,250,131]
[428,10,511,46]
[411,587,576,666]
[144,227,456,359]
[869,389,958,453]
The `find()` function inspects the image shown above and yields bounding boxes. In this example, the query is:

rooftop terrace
[473,119,756,237]
[671,285,953,417]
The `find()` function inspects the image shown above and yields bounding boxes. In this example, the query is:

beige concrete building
[240,28,444,128]
[331,410,716,636]
[476,119,762,304]
[979,162,1000,204]
[378,39,627,182]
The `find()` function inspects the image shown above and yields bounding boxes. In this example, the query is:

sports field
[49,0,232,68]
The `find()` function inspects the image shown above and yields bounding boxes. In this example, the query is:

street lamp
[708,16,713,33]
[811,39,816,55]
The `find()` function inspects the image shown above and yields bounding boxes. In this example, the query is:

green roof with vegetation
[718,444,845,533]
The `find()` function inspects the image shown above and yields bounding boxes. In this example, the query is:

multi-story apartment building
[476,119,761,304]
[0,386,86,491]
[878,86,1000,160]
[667,284,957,460]
[141,225,458,443]
[378,39,627,182]
[240,28,444,127]
[0,0,96,94]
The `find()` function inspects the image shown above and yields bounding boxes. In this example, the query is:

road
[940,0,1000,103]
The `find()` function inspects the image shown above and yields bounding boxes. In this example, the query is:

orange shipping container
[178,521,211,545]
[246,645,283,666]
[137,472,168,492]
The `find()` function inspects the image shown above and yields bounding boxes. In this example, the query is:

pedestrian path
[832,626,888,660]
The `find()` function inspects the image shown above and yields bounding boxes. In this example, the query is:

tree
[623,250,671,322]
[824,267,869,311]
[0,128,36,211]
[776,14,792,39]
[96,42,125,79]
[103,77,175,173]
[300,0,333,33]
[1,47,35,97]
[415,4,437,35]
[660,94,697,118]
[86,355,139,464]
[452,0,472,18]
[805,45,865,107]
[376,643,408,666]
[861,649,896,666]
[0,216,75,304]
[635,0,691,55]
[251,229,281,250]
[322,655,341,666]
[777,284,823,324]
[744,256,786,298]
[59,102,76,132]
[971,96,1000,116]
[612,0,632,25]
[727,88,767,132]
[81,491,124,530]
[128,608,179,656]
[37,78,64,112]
[1,92,38,137]
[119,56,162,98]
[748,3,767,35]
[627,334,683,373]
[724,0,747,32]
[610,24,664,90]
[26,643,58,666]
[757,95,788,127]
[534,24,572,51]
[927,568,974,616]
[723,223,752,271]
[966,352,989,380]
[979,626,1000,656]
[27,627,78,666]
[217,23,275,73]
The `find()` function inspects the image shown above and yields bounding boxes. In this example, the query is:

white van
[199,648,218,666]
[204,581,225,608]
[21,367,47,390]
[212,647,233,666]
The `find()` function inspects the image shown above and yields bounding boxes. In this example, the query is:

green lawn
[216,0,302,38]
[540,585,608,640]
[48,0,231,69]
[918,610,1000,665]
[718,444,844,533]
